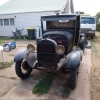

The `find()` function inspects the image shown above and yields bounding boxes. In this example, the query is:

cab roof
[41,14,80,21]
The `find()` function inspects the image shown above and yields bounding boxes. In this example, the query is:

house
[0,0,74,36]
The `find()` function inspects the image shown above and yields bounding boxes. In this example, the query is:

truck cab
[80,15,96,39]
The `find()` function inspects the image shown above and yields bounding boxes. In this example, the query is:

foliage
[32,74,55,95]
[62,81,71,98]
[0,37,17,45]
[95,12,100,31]
[91,32,100,99]
[0,61,14,70]
[96,24,100,31]
[76,11,85,14]
[95,12,100,24]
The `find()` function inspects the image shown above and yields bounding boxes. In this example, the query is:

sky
[73,0,100,16]
[0,0,9,6]
[0,0,99,16]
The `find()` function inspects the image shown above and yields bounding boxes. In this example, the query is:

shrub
[96,24,100,31]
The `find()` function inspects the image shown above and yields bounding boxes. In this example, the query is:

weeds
[0,61,14,70]
[32,74,55,95]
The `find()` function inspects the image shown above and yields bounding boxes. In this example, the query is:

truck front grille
[37,40,56,63]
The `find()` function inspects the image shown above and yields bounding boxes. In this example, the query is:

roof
[81,16,95,18]
[0,0,67,15]
[41,14,79,21]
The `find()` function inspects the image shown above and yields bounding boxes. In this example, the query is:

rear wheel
[69,69,77,89]
[91,36,94,39]
[79,37,85,52]
[84,37,88,46]
[15,60,32,79]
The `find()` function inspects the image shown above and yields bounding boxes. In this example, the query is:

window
[4,19,9,25]
[0,18,15,26]
[0,19,3,26]
[81,17,95,24]
[10,18,14,25]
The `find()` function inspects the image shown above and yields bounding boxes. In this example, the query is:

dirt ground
[0,39,92,100]
[91,32,100,100]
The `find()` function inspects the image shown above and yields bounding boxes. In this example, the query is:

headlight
[27,44,35,53]
[55,45,65,54]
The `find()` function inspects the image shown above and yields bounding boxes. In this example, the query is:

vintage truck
[14,14,85,89]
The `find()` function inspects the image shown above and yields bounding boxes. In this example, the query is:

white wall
[0,14,16,36]
[0,11,54,36]
[0,2,74,37]
[64,0,74,14]
[64,0,71,14]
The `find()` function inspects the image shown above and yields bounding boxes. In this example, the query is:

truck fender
[80,33,85,38]
[67,51,81,69]
[14,49,27,62]
[25,53,37,67]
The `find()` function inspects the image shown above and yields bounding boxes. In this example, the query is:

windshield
[81,17,95,24]
[42,20,74,31]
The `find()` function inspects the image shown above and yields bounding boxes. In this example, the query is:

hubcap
[21,60,31,74]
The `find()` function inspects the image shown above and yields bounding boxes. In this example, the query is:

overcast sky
[0,0,9,6]
[0,0,99,16]
[73,0,100,16]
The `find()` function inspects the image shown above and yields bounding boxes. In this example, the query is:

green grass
[0,76,17,80]
[32,74,55,95]
[19,46,26,47]
[0,75,5,78]
[62,81,71,98]
[0,37,17,45]
[0,61,14,70]
[10,77,17,80]
[91,34,100,58]
[0,38,12,45]
[0,38,10,41]
[9,54,15,56]
[91,36,98,52]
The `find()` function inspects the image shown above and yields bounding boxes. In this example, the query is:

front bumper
[81,30,95,37]
[85,33,95,37]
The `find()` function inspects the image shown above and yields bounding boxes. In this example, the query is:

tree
[95,12,100,24]
[75,11,85,14]
[95,12,100,31]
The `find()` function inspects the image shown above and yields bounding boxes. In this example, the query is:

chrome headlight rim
[55,45,65,55]
[27,44,35,53]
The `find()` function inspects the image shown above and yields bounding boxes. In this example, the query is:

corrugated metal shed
[0,0,67,14]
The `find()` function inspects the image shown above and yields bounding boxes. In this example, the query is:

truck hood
[81,24,96,30]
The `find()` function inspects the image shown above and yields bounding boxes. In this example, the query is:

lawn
[0,38,11,45]
[0,62,14,70]
[91,32,100,100]
[0,38,15,69]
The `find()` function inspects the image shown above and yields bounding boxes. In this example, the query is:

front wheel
[15,60,32,79]
[69,69,77,89]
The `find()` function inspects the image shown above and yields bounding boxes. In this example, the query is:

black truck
[14,14,85,89]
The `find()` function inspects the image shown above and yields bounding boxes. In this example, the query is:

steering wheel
[48,25,57,29]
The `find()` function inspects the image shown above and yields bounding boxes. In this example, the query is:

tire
[84,37,88,46]
[79,37,85,52]
[91,36,94,39]
[15,60,32,79]
[69,69,77,89]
